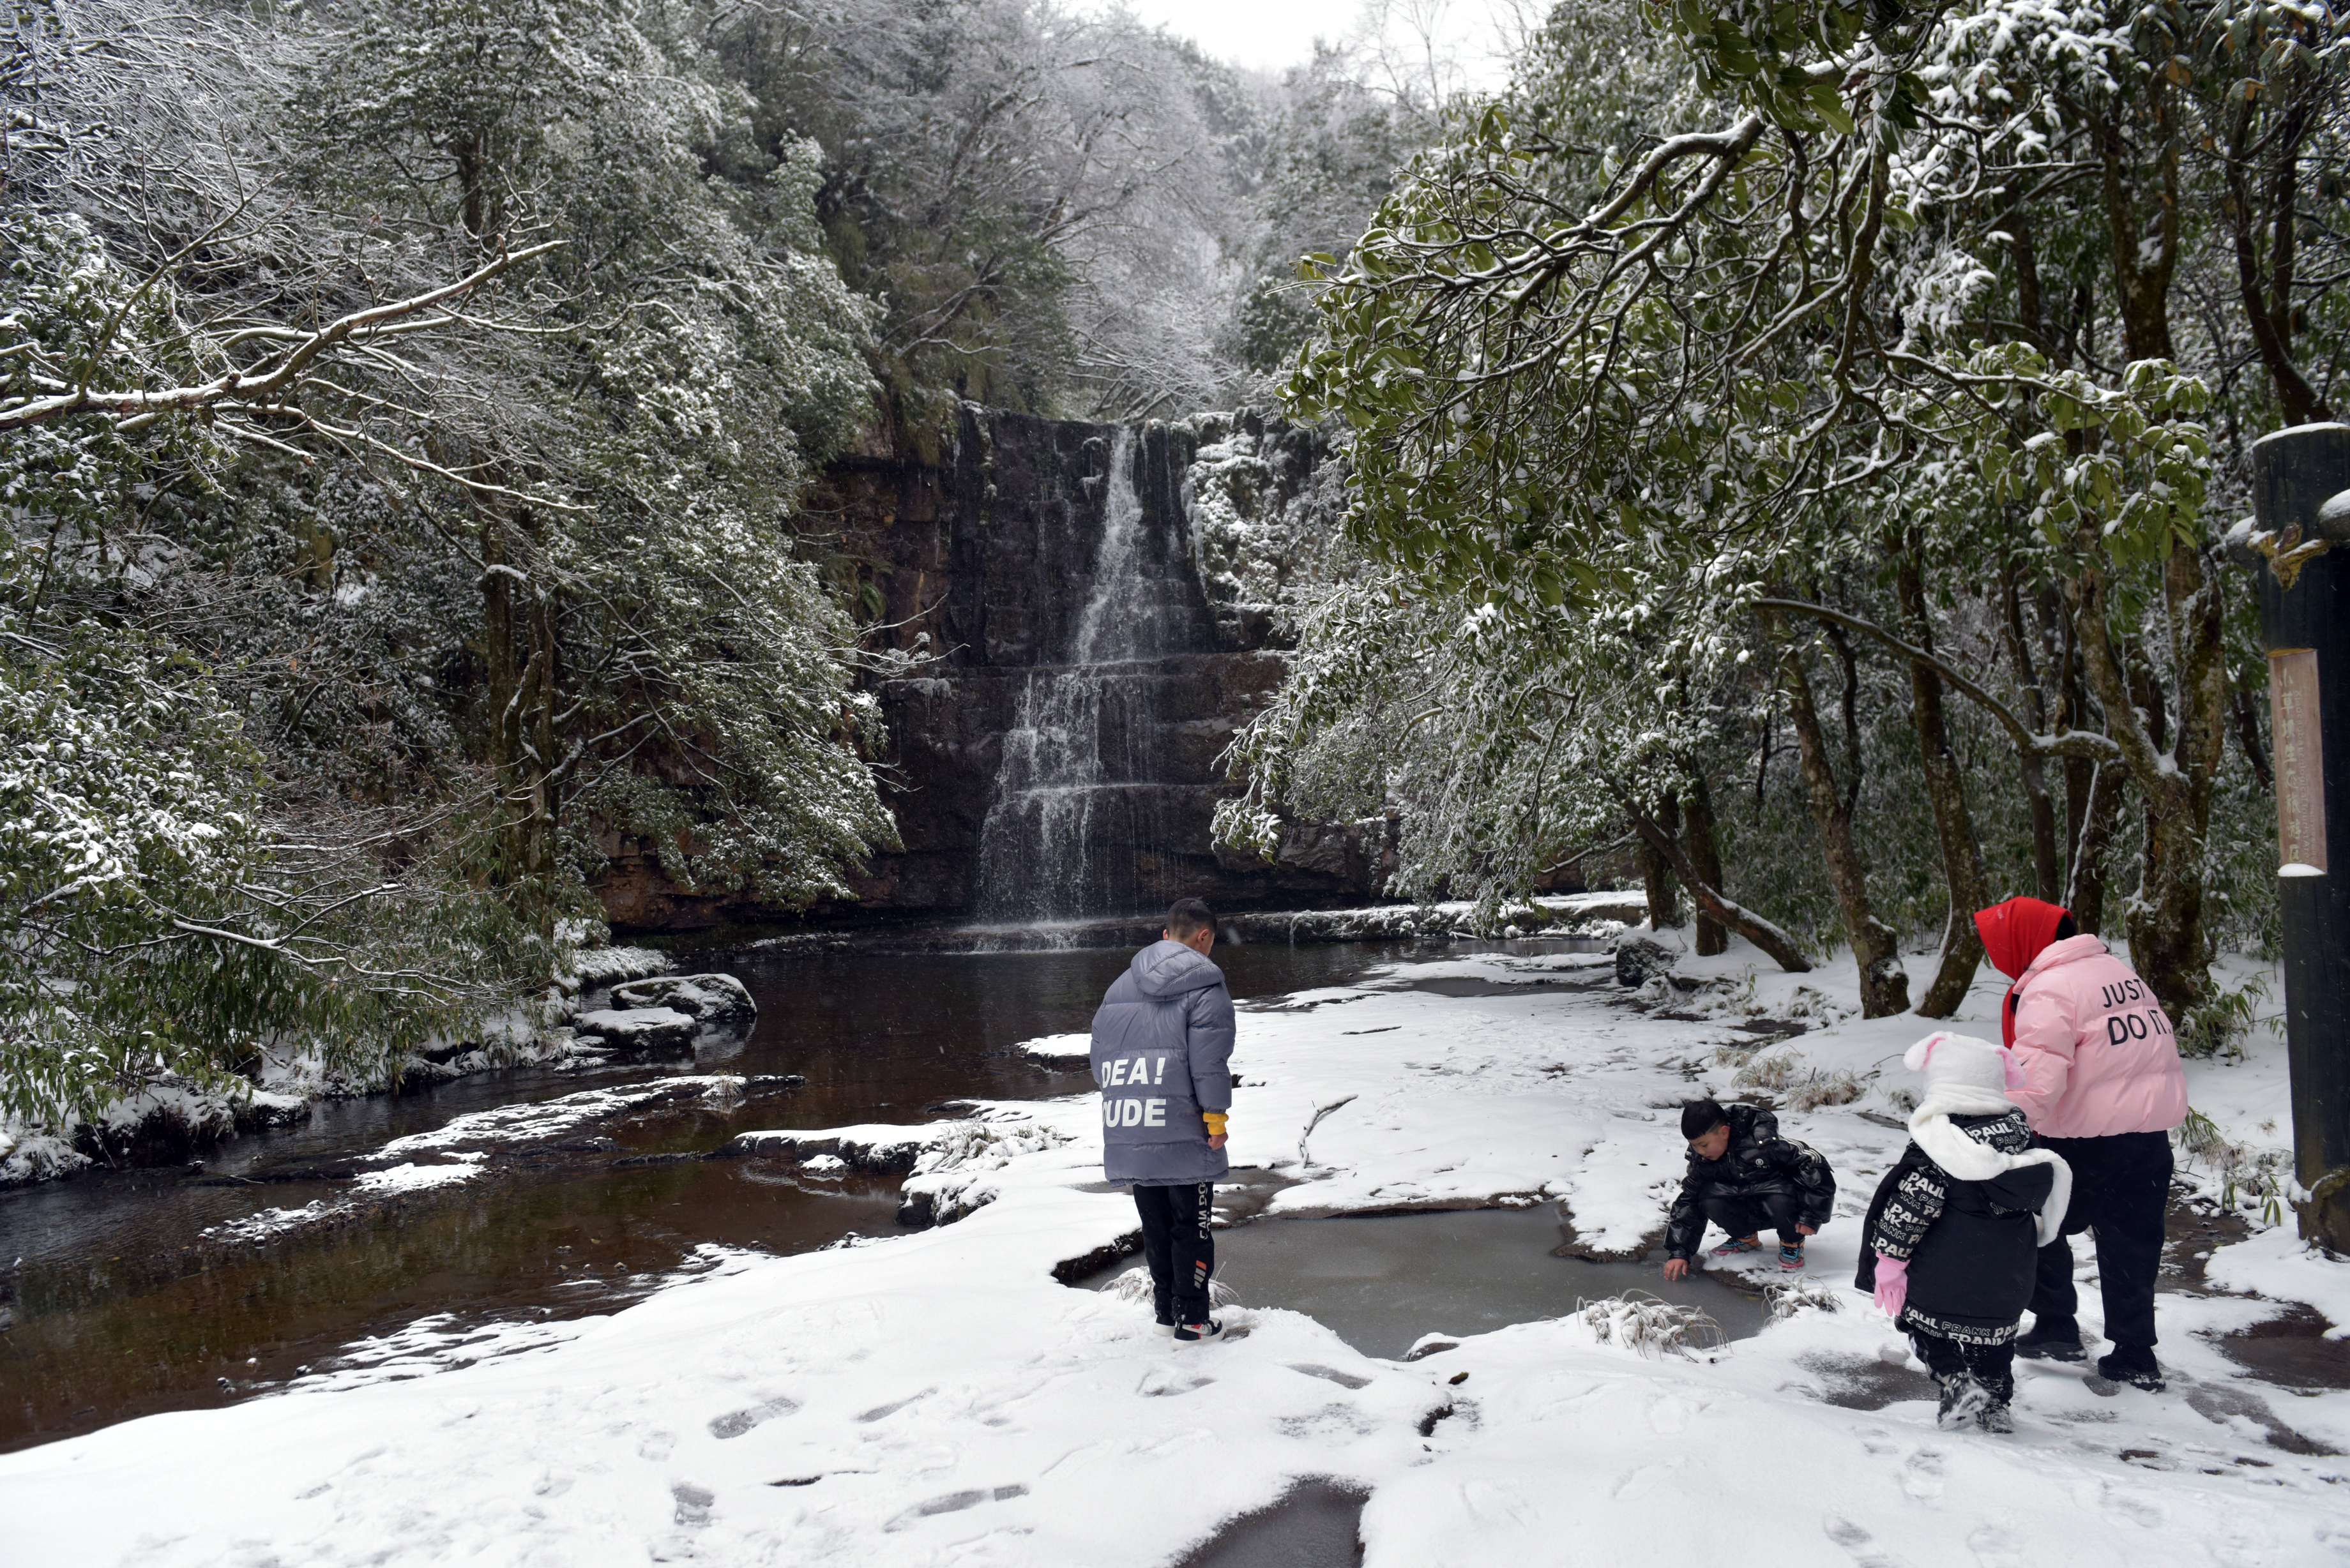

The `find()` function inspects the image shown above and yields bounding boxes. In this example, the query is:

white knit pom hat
[1903,1030,2023,1097]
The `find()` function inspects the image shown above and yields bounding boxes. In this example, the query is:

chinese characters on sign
[2271,648,2328,877]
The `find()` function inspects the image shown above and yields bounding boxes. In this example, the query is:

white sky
[1066,0,1526,86]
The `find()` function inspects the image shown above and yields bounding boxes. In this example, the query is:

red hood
[1973,896,2070,980]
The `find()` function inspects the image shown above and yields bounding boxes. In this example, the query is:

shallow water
[1091,1205,1771,1359]
[0,937,1515,1452]
[1179,1480,1367,1568]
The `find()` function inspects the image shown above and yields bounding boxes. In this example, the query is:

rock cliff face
[595,406,1393,931]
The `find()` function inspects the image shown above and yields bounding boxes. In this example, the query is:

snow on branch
[0,240,564,435]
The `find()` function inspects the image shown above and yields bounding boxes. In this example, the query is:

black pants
[1702,1190,1805,1247]
[1133,1181,1215,1324]
[1909,1327,2016,1408]
[2029,1130,2171,1351]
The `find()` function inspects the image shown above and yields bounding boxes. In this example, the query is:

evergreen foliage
[1226,0,2340,1036]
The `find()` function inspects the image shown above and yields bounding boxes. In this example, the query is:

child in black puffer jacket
[1857,1032,2073,1432]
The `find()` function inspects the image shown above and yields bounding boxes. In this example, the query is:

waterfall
[975,427,1194,922]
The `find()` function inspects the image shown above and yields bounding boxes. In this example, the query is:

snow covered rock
[571,1006,700,1056]
[725,1113,1075,1228]
[724,1123,941,1175]
[0,1127,88,1187]
[1614,936,1679,988]
[72,1083,241,1165]
[564,944,675,993]
[609,973,757,1045]
[1013,1032,1091,1069]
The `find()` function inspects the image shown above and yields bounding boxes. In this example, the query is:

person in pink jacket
[1975,897,2188,1391]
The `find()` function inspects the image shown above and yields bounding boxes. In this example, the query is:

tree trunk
[1682,773,1728,956]
[2067,760,2125,937]
[1897,552,1990,1018]
[479,501,560,930]
[1620,797,1810,973]
[2053,600,2098,903]
[1637,790,1685,930]
[2232,680,2273,791]
[2064,545,2225,1020]
[1999,569,2065,902]
[2222,91,2331,425]
[1774,632,1911,1016]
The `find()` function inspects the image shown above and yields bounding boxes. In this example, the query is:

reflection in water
[0,939,1466,1451]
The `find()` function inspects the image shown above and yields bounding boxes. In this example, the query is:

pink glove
[1872,1256,1909,1320]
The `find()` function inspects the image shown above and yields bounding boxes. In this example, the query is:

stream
[1,938,1542,1454]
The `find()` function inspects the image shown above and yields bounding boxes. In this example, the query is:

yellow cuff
[1202,1112,1228,1135]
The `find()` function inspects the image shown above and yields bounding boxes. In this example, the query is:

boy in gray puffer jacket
[1091,898,1236,1343]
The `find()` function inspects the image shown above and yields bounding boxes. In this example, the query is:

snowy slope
[3,940,2344,1567]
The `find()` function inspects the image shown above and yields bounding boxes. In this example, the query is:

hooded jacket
[1857,1108,2060,1336]
[1973,898,2188,1140]
[1662,1103,1836,1260]
[1090,939,1236,1186]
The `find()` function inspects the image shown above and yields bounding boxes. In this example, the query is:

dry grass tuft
[1785,1069,1866,1110]
[1764,1276,1844,1321]
[1096,1265,1241,1311]
[1575,1291,1727,1359]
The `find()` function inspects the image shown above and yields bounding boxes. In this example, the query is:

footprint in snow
[672,1482,715,1527]
[883,1484,1029,1532]
[1139,1367,1215,1398]
[708,1395,800,1439]
[1824,1516,1907,1568]
[2097,1478,2165,1528]
[1900,1448,1945,1502]
[1285,1363,1372,1391]
[1967,1523,2026,1568]
[856,1389,934,1422]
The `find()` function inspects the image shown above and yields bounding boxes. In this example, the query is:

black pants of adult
[1909,1327,2017,1408]
[2029,1129,2172,1351]
[1702,1190,1805,1247]
[1133,1181,1215,1325]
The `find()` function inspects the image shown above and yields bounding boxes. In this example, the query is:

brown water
[0,939,1491,1453]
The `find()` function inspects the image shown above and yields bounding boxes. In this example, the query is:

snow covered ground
[4,937,2345,1566]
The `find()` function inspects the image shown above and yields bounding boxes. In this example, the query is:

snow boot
[1977,1401,2016,1435]
[1173,1319,1225,1346]
[1936,1374,1992,1430]
[1710,1237,1761,1257]
[2096,1345,2165,1392]
[1778,1241,1806,1271]
[2014,1320,2086,1362]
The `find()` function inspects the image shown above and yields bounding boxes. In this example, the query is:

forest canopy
[0,0,1438,1133]
[1219,0,2342,1040]
[4,0,2330,1143]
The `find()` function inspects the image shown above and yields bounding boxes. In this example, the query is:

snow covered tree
[1236,0,2339,1027]
[1,0,900,1124]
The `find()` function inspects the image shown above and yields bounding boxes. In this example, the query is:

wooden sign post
[2244,423,2350,1250]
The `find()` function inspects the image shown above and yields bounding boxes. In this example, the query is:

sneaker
[1709,1237,1761,1257]
[2096,1346,2165,1392]
[1172,1319,1225,1346]
[1977,1403,2016,1435]
[1778,1242,1805,1271]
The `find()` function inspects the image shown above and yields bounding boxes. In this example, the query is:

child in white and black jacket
[1857,1032,2073,1432]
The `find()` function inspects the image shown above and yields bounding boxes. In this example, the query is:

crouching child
[1662,1099,1835,1279]
[1858,1032,2072,1433]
